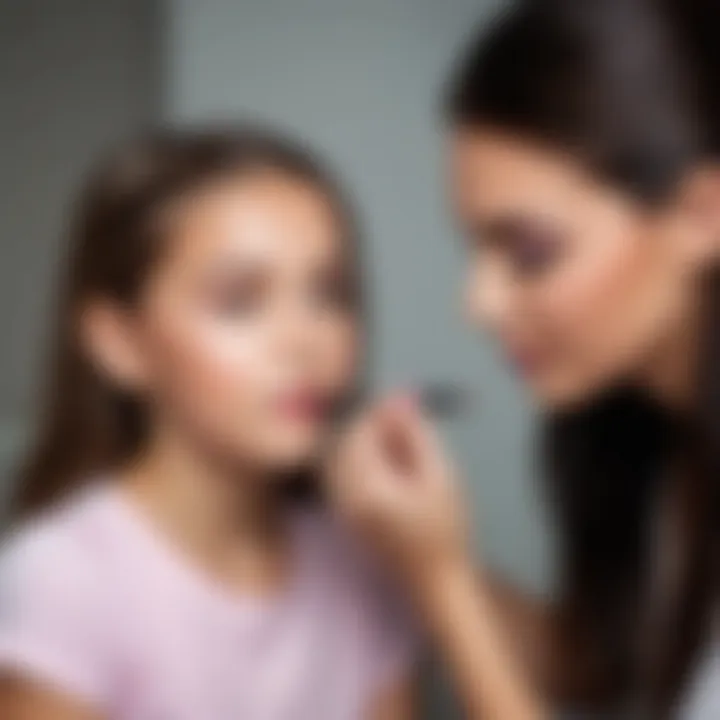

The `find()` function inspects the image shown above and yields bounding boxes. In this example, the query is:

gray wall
[0,0,161,483]
[166,0,551,590]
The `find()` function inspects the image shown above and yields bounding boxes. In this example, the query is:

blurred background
[0,1,550,714]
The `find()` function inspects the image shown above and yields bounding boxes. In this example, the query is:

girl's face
[450,127,713,409]
[90,171,360,471]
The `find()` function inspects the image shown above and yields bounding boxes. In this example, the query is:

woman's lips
[506,346,545,376]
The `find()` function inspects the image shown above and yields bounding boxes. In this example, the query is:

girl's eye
[210,277,266,317]
[309,269,355,312]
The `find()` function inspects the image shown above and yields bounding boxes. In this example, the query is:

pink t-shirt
[0,482,417,719]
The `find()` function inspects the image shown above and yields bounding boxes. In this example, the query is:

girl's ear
[79,297,150,392]
[676,166,720,268]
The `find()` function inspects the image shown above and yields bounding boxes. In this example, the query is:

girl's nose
[277,303,325,361]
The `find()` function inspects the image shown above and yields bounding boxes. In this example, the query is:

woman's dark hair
[446,0,719,715]
[12,125,363,519]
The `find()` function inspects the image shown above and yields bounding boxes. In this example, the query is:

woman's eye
[507,224,565,276]
[512,240,561,275]
[475,214,567,278]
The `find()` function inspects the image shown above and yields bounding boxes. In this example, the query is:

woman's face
[92,170,360,472]
[450,127,707,409]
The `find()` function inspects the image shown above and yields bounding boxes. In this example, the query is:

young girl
[0,128,416,719]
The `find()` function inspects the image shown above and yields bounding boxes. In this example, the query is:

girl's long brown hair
[12,125,362,520]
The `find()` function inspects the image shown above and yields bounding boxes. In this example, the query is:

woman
[329,0,720,717]
[0,127,418,719]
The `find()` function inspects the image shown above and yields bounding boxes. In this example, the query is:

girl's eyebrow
[199,252,271,274]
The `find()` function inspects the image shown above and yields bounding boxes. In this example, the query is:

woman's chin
[529,374,608,413]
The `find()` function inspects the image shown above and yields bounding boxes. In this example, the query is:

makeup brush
[334,382,471,421]
[417,382,470,419]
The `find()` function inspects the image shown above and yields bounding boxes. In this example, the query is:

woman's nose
[463,261,513,332]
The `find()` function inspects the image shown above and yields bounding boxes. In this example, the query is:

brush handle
[418,383,470,419]
[334,383,471,420]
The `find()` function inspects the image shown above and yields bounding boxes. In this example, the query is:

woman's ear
[677,166,720,268]
[79,297,150,392]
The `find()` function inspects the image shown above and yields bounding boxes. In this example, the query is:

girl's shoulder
[290,507,422,684]
[289,506,382,585]
[290,506,415,607]
[0,482,117,592]
[0,483,121,706]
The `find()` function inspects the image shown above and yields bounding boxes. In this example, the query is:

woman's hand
[327,394,547,719]
[326,393,472,597]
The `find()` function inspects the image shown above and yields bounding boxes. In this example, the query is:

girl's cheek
[144,310,271,404]
[326,326,360,387]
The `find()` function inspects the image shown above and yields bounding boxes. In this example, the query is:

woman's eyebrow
[467,214,526,248]
[469,213,562,248]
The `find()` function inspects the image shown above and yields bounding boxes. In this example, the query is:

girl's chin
[249,440,324,473]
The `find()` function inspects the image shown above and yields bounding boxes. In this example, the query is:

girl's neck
[121,421,290,594]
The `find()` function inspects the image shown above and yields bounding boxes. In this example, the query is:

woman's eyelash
[510,235,562,272]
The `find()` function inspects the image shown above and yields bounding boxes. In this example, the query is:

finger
[376,392,447,479]
[326,413,383,513]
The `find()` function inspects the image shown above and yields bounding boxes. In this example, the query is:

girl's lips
[273,390,330,422]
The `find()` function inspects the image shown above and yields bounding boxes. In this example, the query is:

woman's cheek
[533,235,657,399]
